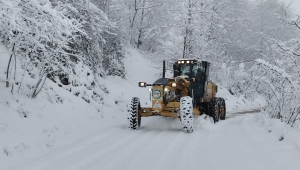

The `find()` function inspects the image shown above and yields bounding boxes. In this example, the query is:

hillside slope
[0,46,159,169]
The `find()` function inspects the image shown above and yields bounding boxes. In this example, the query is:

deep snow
[1,45,300,170]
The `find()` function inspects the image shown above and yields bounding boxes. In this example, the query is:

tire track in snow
[93,130,166,170]
[205,116,263,170]
[121,130,178,170]
[175,131,211,170]
[149,132,188,170]
[11,127,138,170]
[53,128,167,170]
[6,127,122,170]
[59,129,153,170]
[233,116,263,169]
[9,113,300,170]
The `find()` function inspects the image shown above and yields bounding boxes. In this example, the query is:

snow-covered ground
[6,114,300,170]
[1,45,300,170]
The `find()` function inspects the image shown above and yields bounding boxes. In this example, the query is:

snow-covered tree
[1,0,80,97]
[1,0,125,104]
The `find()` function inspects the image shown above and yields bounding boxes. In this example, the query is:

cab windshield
[173,60,209,99]
[178,63,205,79]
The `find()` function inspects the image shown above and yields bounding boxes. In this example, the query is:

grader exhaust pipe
[163,60,166,78]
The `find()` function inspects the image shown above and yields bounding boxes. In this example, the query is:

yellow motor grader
[127,59,226,133]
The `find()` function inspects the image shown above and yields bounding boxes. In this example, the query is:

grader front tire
[127,97,141,130]
[180,96,194,133]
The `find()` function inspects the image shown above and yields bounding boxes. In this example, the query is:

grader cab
[127,59,226,133]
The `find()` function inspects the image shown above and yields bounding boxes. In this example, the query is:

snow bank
[217,86,266,116]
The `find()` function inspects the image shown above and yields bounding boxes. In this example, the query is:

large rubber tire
[209,97,220,123]
[180,96,194,133]
[127,97,141,130]
[219,98,226,120]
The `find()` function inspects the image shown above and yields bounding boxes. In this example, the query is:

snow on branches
[249,58,300,128]
[1,0,79,97]
[0,0,125,105]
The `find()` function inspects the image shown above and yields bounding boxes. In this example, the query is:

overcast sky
[280,0,300,15]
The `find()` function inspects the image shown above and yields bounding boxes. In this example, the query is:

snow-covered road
[7,114,300,170]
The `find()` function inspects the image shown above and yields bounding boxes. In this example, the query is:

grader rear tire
[219,98,226,120]
[209,97,220,123]
[127,97,141,129]
[180,96,194,133]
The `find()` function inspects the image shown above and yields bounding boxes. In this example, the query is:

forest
[1,0,300,128]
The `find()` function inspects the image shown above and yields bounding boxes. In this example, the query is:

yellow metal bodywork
[140,106,201,117]
[204,81,217,102]
[151,86,164,113]
[139,76,205,118]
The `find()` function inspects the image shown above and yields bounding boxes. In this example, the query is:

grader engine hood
[139,77,193,108]
[151,86,164,112]
[150,77,193,111]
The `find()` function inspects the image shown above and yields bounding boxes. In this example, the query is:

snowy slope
[217,87,266,117]
[0,46,160,169]
[1,45,300,170]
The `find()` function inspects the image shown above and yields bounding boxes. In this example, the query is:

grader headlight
[138,82,147,88]
[178,60,194,64]
[171,83,176,87]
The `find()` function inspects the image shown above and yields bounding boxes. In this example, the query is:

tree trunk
[187,0,193,58]
[32,72,47,98]
[130,0,138,45]
[259,0,264,55]
[183,0,193,58]
[183,36,187,58]
[137,0,146,49]
[6,43,15,88]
